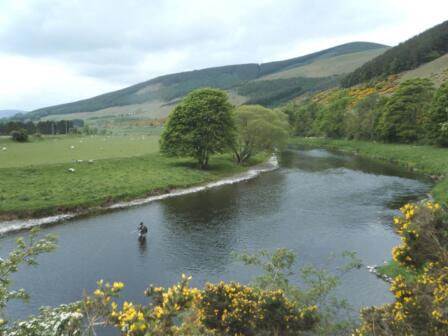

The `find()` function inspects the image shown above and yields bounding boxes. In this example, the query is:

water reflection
[138,237,147,256]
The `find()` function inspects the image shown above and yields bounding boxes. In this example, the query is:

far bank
[289,137,448,204]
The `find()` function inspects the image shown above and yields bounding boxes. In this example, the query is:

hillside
[0,109,26,119]
[342,20,448,87]
[20,42,387,122]
[399,53,448,85]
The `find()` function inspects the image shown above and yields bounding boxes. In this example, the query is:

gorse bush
[199,282,318,336]
[355,201,448,336]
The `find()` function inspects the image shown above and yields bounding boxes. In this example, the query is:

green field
[0,135,266,219]
[289,137,448,204]
[0,135,160,168]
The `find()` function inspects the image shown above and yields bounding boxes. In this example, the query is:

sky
[0,0,447,111]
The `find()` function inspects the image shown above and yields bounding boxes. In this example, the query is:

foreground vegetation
[2,201,447,335]
[1,233,362,335]
[289,137,448,204]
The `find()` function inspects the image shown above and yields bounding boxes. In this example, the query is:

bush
[355,202,448,336]
[10,129,28,142]
[199,282,318,335]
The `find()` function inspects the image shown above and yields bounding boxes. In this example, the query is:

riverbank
[0,135,272,222]
[0,152,275,232]
[289,137,448,204]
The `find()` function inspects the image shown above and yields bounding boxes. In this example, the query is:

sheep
[68,168,76,173]
[2,147,6,151]
[70,145,75,149]
[88,159,94,164]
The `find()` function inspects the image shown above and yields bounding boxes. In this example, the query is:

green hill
[342,20,448,87]
[21,42,387,122]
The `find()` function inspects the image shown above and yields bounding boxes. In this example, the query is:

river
[0,147,430,323]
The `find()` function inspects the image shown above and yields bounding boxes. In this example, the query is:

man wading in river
[138,222,148,240]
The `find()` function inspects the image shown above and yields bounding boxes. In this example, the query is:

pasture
[0,135,265,219]
[0,135,159,168]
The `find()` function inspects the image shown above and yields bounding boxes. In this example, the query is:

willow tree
[232,105,288,164]
[160,88,234,169]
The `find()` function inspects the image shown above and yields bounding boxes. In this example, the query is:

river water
[0,147,430,322]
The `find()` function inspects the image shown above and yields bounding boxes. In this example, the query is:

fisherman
[138,222,148,240]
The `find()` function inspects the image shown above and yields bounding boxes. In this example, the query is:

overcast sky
[0,0,447,111]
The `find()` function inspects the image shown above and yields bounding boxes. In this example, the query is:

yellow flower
[94,289,104,297]
[113,281,124,290]
[154,306,164,318]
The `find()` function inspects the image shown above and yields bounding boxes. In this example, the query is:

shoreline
[0,156,279,235]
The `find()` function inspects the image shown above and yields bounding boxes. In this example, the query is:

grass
[376,260,418,283]
[289,137,448,204]
[0,135,160,168]
[0,135,267,219]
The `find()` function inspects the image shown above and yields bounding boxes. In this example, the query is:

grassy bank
[376,260,418,283]
[0,135,267,220]
[289,137,448,204]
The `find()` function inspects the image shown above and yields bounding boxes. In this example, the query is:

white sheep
[68,168,76,173]
[88,159,94,164]
[70,145,75,149]
[2,147,6,151]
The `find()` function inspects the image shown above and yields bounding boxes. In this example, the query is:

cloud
[0,0,447,110]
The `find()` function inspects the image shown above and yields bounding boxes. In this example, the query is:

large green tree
[376,79,435,143]
[232,105,288,164]
[425,81,448,146]
[160,88,234,169]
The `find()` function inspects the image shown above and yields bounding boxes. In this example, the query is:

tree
[345,94,388,140]
[316,91,350,138]
[160,88,235,169]
[10,129,28,142]
[284,100,321,137]
[376,79,435,143]
[425,81,448,146]
[232,105,288,164]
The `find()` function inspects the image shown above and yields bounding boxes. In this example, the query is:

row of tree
[285,78,448,146]
[160,88,288,169]
[0,119,84,136]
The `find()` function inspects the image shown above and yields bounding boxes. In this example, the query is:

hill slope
[342,20,448,87]
[23,42,387,121]
[0,110,26,119]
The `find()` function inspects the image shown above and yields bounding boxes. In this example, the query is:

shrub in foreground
[355,201,448,336]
